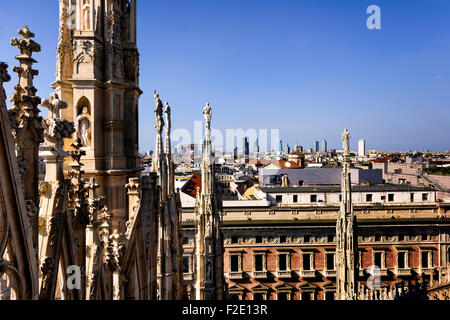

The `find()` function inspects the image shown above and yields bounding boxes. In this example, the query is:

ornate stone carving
[73,40,94,64]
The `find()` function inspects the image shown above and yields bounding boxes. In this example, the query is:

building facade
[182,196,450,300]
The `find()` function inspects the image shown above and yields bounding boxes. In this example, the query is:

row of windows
[231,291,333,301]
[226,249,437,273]
[225,233,434,245]
[182,247,446,274]
[275,193,429,203]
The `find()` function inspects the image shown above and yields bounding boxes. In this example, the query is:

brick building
[182,185,450,300]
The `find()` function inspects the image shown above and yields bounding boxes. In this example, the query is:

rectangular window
[339,194,342,202]
[410,193,414,202]
[310,195,317,202]
[302,253,312,270]
[301,292,312,301]
[375,235,381,242]
[325,291,335,300]
[304,235,311,243]
[255,255,264,271]
[381,195,386,201]
[230,255,240,272]
[374,252,383,268]
[280,236,287,243]
[366,194,373,202]
[421,252,430,268]
[255,236,263,244]
[398,252,407,269]
[421,234,428,241]
[388,194,394,202]
[231,236,239,244]
[182,256,190,273]
[327,235,334,243]
[293,195,298,203]
[422,193,428,201]
[182,237,189,245]
[398,234,405,241]
[279,254,288,271]
[326,253,335,270]
[278,293,289,301]
[253,293,264,301]
[276,195,283,203]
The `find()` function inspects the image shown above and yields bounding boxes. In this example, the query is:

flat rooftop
[259,184,435,193]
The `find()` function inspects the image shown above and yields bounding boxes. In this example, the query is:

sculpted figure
[164,102,171,132]
[202,103,212,129]
[342,128,351,153]
[82,0,91,31]
[154,91,164,133]
[77,106,91,147]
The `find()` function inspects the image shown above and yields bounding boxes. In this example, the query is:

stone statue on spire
[342,128,351,154]
[164,101,171,133]
[154,90,165,133]
[203,103,212,130]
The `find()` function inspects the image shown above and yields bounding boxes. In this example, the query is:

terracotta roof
[274,160,301,169]
[181,173,202,197]
[369,157,389,163]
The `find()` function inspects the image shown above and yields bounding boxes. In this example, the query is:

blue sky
[1,0,449,153]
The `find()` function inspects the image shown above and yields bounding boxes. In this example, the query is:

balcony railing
[323,269,336,278]
[252,271,268,279]
[228,271,244,280]
[299,270,316,278]
[276,270,293,278]
[394,268,412,276]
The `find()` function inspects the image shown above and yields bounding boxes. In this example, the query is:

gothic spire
[336,129,359,300]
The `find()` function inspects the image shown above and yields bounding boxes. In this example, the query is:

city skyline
[0,0,449,153]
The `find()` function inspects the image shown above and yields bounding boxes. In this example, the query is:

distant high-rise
[315,141,320,153]
[358,139,366,158]
[321,140,327,153]
[254,138,260,154]
[279,140,283,153]
[285,144,291,154]
[242,137,250,156]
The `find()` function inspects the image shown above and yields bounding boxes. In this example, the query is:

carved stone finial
[126,177,140,194]
[41,93,68,119]
[10,26,41,58]
[41,94,75,150]
[0,62,11,85]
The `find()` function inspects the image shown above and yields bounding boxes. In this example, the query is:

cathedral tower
[53,0,141,228]
[336,129,359,300]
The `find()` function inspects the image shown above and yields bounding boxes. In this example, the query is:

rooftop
[259,184,435,193]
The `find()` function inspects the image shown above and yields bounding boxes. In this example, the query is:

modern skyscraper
[242,137,250,157]
[279,140,283,153]
[315,141,320,153]
[321,140,327,153]
[254,138,260,154]
[285,144,291,154]
[358,139,366,158]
